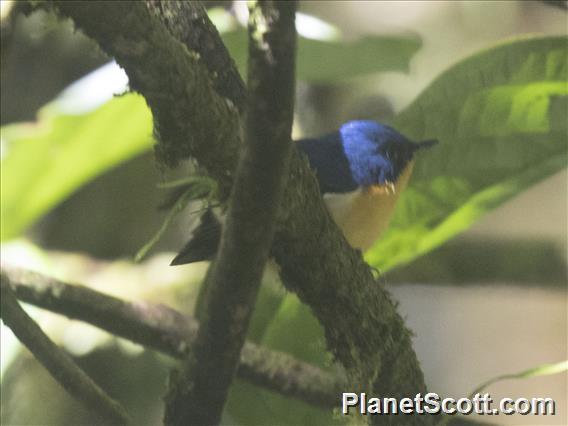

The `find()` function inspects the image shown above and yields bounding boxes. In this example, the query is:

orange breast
[327,161,414,251]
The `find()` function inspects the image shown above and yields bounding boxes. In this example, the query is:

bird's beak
[367,182,396,195]
[414,139,438,150]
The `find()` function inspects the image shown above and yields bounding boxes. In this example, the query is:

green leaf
[469,360,568,399]
[134,190,191,263]
[221,30,421,83]
[135,177,218,262]
[366,35,568,271]
[1,94,153,241]
[384,239,567,286]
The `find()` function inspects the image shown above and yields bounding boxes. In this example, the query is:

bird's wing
[296,133,359,194]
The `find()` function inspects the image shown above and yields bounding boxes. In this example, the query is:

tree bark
[163,2,298,424]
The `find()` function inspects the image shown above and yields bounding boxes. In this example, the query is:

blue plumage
[297,120,435,194]
[294,132,358,193]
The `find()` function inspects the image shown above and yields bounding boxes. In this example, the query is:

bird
[170,120,437,266]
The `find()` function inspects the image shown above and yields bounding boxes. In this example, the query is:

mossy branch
[44,1,430,424]
[163,2,298,424]
[2,266,346,409]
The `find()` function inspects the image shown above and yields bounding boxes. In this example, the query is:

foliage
[1,6,566,423]
[469,360,568,399]
[1,95,152,241]
[134,177,218,262]
[222,29,421,82]
[367,35,568,271]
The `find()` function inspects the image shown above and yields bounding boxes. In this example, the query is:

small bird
[170,120,436,265]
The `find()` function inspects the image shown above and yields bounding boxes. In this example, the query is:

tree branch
[146,0,246,112]
[1,266,344,409]
[164,2,298,424]
[44,2,430,424]
[0,277,130,425]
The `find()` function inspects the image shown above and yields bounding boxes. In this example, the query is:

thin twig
[163,2,298,424]
[1,267,344,409]
[0,278,130,425]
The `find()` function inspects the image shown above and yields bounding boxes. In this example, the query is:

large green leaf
[366,35,568,271]
[1,94,153,241]
[221,30,421,83]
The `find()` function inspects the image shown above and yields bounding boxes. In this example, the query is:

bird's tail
[170,208,221,265]
[414,139,438,150]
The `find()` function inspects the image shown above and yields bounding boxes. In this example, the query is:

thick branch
[164,2,298,424]
[0,278,129,425]
[147,0,246,112]
[1,267,343,409]
[46,2,430,424]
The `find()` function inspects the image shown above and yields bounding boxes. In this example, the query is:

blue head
[340,120,435,187]
[297,120,437,194]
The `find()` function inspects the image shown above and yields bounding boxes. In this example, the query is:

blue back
[297,120,425,194]
[296,132,358,193]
